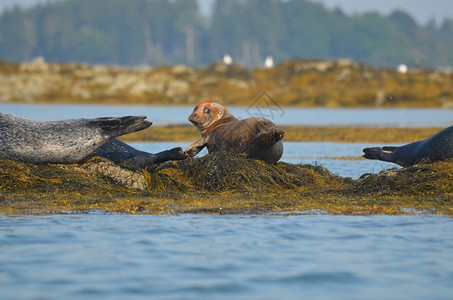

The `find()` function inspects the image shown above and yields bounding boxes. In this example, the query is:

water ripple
[1,214,453,300]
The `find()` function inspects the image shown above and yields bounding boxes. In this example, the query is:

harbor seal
[362,125,453,167]
[0,112,186,169]
[185,101,284,163]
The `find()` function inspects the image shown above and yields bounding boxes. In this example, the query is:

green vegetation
[0,0,452,68]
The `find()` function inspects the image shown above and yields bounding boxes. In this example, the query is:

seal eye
[203,107,211,114]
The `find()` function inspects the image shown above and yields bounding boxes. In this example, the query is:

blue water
[1,214,452,300]
[1,103,452,127]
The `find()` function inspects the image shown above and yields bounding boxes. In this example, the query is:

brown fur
[186,101,284,163]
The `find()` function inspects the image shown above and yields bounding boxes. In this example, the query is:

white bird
[264,55,274,68]
[223,54,233,65]
[396,64,408,74]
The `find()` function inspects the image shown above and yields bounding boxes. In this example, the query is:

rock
[62,158,147,190]
[336,58,353,68]
[336,68,351,81]
[165,80,189,98]
[91,73,114,86]
[106,73,140,95]
[19,56,49,72]
[171,64,194,75]
[199,76,219,86]
[129,79,151,96]
[71,82,92,99]
[228,79,249,89]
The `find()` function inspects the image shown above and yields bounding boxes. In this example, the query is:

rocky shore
[1,154,452,215]
[1,59,452,107]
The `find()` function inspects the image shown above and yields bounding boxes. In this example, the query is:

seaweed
[1,154,451,216]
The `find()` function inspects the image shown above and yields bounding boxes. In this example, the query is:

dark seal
[0,112,186,170]
[185,101,284,163]
[362,125,453,167]
[94,139,186,170]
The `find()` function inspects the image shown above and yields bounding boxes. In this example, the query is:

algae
[122,126,445,144]
[1,154,451,216]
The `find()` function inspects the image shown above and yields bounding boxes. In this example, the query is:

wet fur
[93,139,186,171]
[0,112,186,169]
[186,102,284,163]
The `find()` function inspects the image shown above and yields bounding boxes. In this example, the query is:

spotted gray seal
[362,125,453,167]
[185,101,284,163]
[0,112,186,169]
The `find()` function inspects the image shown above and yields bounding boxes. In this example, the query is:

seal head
[188,101,236,135]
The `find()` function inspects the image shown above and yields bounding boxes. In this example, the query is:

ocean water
[0,103,451,127]
[1,214,452,300]
[1,104,452,299]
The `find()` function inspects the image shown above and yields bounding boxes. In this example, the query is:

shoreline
[2,59,452,108]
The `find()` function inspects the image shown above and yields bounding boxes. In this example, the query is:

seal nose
[189,113,197,122]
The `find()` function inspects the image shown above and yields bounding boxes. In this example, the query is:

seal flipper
[93,116,152,137]
[185,137,209,157]
[256,129,284,148]
[94,139,186,170]
[151,147,187,164]
[363,146,398,162]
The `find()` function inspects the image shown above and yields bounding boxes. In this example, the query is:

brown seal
[185,101,284,163]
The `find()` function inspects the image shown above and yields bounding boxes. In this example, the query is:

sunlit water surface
[1,103,451,127]
[1,214,452,300]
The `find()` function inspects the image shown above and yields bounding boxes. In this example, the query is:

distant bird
[264,55,274,68]
[31,56,45,64]
[396,64,408,74]
[223,54,233,65]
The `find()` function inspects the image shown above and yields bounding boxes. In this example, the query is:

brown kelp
[1,153,451,215]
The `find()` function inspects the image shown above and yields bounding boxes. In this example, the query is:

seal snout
[189,112,197,122]
[188,112,202,126]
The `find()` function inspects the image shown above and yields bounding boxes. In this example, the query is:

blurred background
[1,0,452,68]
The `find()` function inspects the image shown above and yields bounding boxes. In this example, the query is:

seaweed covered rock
[355,159,453,197]
[0,158,142,194]
[0,155,452,215]
[146,152,351,193]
